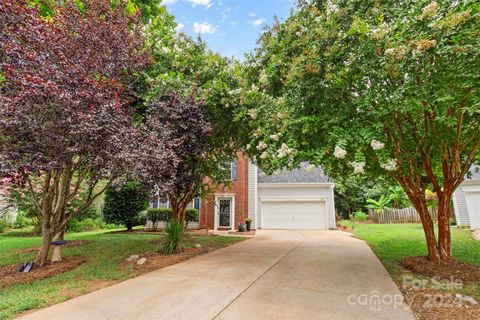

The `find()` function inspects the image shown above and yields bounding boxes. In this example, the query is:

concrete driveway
[18,230,414,320]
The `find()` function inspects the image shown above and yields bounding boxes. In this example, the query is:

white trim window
[150,197,201,211]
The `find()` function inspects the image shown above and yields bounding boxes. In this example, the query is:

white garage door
[465,191,480,229]
[261,200,327,229]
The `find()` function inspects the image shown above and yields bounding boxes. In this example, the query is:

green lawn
[0,228,244,319]
[354,223,480,298]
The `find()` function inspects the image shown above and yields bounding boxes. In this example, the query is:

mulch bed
[122,247,212,274]
[16,240,91,254]
[0,257,86,286]
[401,256,480,283]
[398,256,480,319]
[337,225,354,232]
[403,287,480,320]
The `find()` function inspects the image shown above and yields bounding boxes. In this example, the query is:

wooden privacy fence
[368,207,438,224]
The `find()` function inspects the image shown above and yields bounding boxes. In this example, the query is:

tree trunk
[35,220,52,267]
[51,230,64,262]
[126,221,133,231]
[437,193,453,261]
[400,181,442,262]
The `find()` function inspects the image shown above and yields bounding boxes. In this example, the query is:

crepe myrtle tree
[242,0,480,262]
[0,0,151,266]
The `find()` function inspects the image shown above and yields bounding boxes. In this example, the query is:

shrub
[146,208,199,229]
[147,208,171,226]
[66,218,101,232]
[0,219,10,233]
[185,209,198,223]
[337,219,354,229]
[351,211,368,221]
[137,210,148,226]
[77,206,101,221]
[13,211,33,229]
[103,181,149,231]
[162,217,186,254]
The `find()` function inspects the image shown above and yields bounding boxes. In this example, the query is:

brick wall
[200,152,249,230]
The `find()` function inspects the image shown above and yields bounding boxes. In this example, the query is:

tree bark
[437,192,453,261]
[35,219,52,266]
[51,229,64,262]
[412,198,442,262]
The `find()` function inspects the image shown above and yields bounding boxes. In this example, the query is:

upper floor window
[230,160,238,180]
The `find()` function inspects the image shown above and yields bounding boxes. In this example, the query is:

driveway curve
[18,230,414,320]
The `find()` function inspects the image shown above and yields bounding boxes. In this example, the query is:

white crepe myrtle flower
[260,152,268,159]
[305,164,316,172]
[248,109,259,120]
[246,144,251,150]
[277,143,293,158]
[162,47,171,54]
[418,1,438,20]
[229,88,241,95]
[333,146,347,159]
[269,134,280,141]
[381,159,398,171]
[370,140,385,150]
[369,23,392,40]
[259,69,267,84]
[256,141,267,151]
[351,162,366,174]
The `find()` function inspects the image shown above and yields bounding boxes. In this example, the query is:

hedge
[146,208,199,225]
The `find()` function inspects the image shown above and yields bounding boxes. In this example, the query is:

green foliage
[0,219,10,233]
[162,217,186,254]
[366,195,391,212]
[337,219,354,229]
[66,218,100,232]
[142,15,244,189]
[66,216,119,232]
[146,208,199,228]
[387,187,410,209]
[334,174,391,218]
[103,181,150,230]
[241,0,480,198]
[13,212,33,229]
[351,211,368,221]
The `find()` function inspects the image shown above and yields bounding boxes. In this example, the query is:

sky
[162,0,295,59]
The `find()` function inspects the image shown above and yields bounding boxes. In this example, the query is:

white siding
[453,188,470,226]
[464,191,480,229]
[257,184,336,229]
[247,161,258,229]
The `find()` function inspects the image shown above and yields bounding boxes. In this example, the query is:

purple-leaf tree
[0,0,151,266]
[143,95,212,223]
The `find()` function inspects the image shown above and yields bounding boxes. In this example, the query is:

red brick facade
[200,152,249,230]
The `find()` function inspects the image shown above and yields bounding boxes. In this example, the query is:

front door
[218,198,232,228]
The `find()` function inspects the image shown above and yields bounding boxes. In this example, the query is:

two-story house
[149,153,336,231]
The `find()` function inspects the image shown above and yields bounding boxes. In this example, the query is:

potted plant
[238,222,246,232]
[245,218,252,232]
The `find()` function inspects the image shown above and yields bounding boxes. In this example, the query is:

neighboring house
[148,153,336,231]
[453,165,480,229]
[0,187,17,223]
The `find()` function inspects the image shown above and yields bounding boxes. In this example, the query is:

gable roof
[258,163,332,184]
